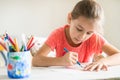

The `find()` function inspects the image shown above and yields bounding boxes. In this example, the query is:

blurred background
[0,0,120,49]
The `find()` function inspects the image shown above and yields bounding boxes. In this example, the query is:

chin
[74,41,82,44]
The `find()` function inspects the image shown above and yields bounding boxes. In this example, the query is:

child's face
[69,16,98,44]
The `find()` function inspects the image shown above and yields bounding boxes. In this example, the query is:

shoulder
[90,33,106,42]
[86,33,107,48]
[45,25,68,50]
[82,33,107,54]
[48,25,68,38]
[52,25,67,34]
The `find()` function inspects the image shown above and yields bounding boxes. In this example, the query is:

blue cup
[7,51,32,79]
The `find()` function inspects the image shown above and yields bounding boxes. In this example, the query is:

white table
[0,65,120,80]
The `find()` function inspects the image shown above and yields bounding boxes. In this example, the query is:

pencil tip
[77,61,83,67]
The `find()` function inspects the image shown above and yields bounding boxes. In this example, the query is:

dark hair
[71,0,104,34]
[71,0,104,20]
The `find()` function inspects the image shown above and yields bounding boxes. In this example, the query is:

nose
[78,32,86,40]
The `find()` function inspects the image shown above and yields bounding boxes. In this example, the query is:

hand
[93,54,105,62]
[84,59,108,71]
[62,51,78,66]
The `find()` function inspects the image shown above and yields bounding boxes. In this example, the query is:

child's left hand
[84,59,108,71]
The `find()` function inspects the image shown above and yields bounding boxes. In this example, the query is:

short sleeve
[97,34,107,53]
[88,33,107,54]
[45,30,58,51]
[94,33,107,54]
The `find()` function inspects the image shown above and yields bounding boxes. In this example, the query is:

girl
[32,0,120,71]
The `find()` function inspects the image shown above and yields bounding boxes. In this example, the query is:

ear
[67,13,72,24]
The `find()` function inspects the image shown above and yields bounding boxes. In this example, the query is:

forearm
[32,55,64,67]
[101,53,120,66]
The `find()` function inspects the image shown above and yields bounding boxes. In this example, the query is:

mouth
[74,38,82,43]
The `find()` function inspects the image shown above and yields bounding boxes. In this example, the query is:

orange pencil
[0,45,5,51]
[0,38,7,51]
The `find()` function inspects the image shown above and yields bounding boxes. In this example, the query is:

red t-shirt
[45,25,106,62]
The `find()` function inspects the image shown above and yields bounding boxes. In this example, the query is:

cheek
[70,29,78,38]
[84,35,93,41]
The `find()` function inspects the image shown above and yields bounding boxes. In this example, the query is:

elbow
[32,56,39,67]
[32,54,43,67]
[32,57,36,67]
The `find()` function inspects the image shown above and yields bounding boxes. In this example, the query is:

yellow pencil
[0,45,5,51]
[14,38,19,52]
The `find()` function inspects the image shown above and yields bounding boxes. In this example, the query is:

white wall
[0,0,120,49]
[0,0,78,37]
[97,0,120,49]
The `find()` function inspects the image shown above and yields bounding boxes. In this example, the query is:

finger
[84,62,99,71]
[88,64,98,71]
[69,52,78,61]
[84,63,94,71]
[71,57,78,65]
[102,64,108,71]
[71,55,78,61]
[68,56,76,66]
[71,60,77,65]
[96,64,103,71]
[71,52,78,58]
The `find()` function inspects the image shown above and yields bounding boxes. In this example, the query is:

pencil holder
[7,51,32,79]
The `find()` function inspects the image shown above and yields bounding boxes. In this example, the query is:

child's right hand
[61,51,78,66]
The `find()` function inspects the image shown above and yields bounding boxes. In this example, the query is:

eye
[76,27,83,31]
[87,32,93,35]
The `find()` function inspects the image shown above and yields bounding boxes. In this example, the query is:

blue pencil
[64,47,83,67]
[0,51,7,66]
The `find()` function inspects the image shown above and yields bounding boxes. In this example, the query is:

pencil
[27,36,34,50]
[0,45,5,51]
[6,33,15,47]
[14,38,19,52]
[64,47,83,67]
[0,39,7,51]
[27,43,35,50]
[21,34,27,51]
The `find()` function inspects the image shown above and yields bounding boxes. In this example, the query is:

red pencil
[6,33,15,47]
[27,43,35,50]
[27,36,34,50]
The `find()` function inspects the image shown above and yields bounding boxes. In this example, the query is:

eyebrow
[77,24,84,29]
[77,24,94,33]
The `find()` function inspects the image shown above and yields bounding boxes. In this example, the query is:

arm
[32,43,63,67]
[84,42,120,71]
[32,43,78,67]
[101,42,120,66]
[93,53,105,62]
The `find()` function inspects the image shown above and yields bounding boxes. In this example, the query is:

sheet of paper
[32,65,120,80]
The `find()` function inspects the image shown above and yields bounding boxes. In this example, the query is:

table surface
[0,65,120,80]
